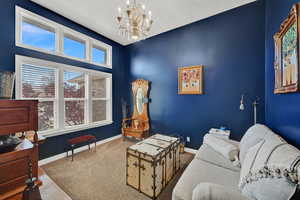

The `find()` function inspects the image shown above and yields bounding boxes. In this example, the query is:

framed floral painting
[274,3,300,94]
[178,66,204,95]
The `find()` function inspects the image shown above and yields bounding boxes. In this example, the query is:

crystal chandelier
[116,0,153,41]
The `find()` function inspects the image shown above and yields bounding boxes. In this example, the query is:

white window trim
[61,28,89,63]
[15,6,112,69]
[90,39,112,67]
[15,55,113,138]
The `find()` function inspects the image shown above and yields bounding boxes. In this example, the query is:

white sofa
[172,124,300,200]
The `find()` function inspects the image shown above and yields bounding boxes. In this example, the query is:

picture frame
[178,65,204,95]
[274,3,300,94]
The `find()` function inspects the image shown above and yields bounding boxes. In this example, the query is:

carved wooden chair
[122,79,150,140]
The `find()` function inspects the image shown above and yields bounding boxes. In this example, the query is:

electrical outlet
[186,137,190,143]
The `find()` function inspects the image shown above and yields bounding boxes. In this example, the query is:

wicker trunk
[126,134,180,199]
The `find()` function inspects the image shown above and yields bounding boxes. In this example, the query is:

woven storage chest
[126,134,180,199]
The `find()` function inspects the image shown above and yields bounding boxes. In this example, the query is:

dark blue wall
[0,0,268,157]
[126,1,266,149]
[265,0,300,148]
[0,0,129,159]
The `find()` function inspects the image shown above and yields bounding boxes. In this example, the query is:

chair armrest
[123,118,148,122]
[122,118,132,122]
[192,183,250,200]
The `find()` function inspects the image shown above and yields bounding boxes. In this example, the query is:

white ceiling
[31,0,255,46]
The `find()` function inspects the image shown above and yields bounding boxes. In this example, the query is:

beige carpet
[42,138,194,200]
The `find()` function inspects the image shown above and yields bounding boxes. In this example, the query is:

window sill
[39,120,113,138]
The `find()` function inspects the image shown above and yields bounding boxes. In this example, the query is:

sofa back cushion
[239,132,300,200]
[239,124,273,164]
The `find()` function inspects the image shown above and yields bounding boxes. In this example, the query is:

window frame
[19,63,59,132]
[63,69,86,127]
[90,75,111,123]
[90,40,112,66]
[62,29,89,62]
[16,9,59,55]
[15,55,113,137]
[15,6,112,69]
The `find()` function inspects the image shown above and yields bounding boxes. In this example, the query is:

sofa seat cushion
[195,144,240,172]
[172,159,240,200]
[192,183,250,200]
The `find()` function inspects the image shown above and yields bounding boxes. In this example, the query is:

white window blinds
[21,64,56,98]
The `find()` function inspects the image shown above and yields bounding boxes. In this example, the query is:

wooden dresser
[0,100,41,200]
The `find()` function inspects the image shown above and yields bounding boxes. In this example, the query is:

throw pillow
[242,178,296,200]
[239,133,300,200]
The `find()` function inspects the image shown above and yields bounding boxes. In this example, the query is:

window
[63,34,86,59]
[16,55,112,137]
[64,71,85,126]
[21,64,57,131]
[91,75,108,122]
[92,46,106,65]
[16,6,112,68]
[22,19,56,52]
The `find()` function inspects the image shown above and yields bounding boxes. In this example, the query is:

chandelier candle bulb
[117,16,122,23]
[126,10,131,18]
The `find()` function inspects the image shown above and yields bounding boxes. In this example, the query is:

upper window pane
[91,76,106,98]
[92,46,106,64]
[22,20,55,51]
[64,71,85,98]
[64,35,85,59]
[21,64,56,98]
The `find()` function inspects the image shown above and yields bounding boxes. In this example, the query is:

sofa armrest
[203,134,240,161]
[192,183,250,200]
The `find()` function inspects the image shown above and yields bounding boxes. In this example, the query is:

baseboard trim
[39,134,122,166]
[184,147,197,154]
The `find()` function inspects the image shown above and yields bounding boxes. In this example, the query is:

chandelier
[116,0,153,41]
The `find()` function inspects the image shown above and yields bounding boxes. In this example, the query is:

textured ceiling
[31,0,255,45]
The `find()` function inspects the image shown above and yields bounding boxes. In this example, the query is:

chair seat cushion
[172,159,240,200]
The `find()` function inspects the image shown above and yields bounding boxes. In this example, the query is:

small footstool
[67,135,96,161]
